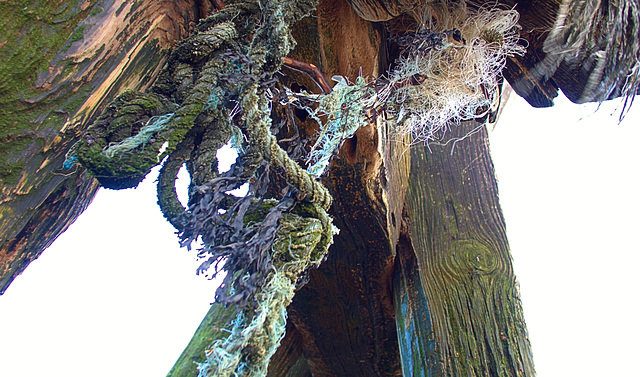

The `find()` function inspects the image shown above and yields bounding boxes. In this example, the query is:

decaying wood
[400,122,535,375]
[1,0,638,376]
[0,0,211,294]
[347,0,640,108]
[272,3,401,375]
[169,1,532,375]
[169,2,402,375]
[283,57,333,93]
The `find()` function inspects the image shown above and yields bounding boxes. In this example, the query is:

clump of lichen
[381,2,525,144]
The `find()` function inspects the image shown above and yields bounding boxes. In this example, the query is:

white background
[0,93,638,376]
[489,94,640,376]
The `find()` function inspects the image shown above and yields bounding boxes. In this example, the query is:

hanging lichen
[285,76,375,176]
[381,2,525,143]
[281,2,525,153]
[289,2,524,147]
[69,90,178,189]
[197,206,336,377]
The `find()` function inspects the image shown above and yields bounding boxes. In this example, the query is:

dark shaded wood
[279,3,402,375]
[0,169,99,292]
[283,2,403,375]
[267,321,313,377]
[288,123,401,377]
[345,0,421,21]
[501,0,563,107]
[503,0,640,107]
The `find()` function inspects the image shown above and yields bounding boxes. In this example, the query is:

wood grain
[402,122,535,376]
[0,0,205,294]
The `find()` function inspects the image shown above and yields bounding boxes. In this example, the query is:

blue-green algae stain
[394,260,440,376]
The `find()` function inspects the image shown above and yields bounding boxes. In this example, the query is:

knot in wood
[447,239,500,280]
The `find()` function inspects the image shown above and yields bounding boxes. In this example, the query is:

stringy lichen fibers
[286,3,525,149]
[381,3,525,144]
[286,76,374,177]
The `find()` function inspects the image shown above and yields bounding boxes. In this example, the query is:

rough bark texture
[282,3,402,375]
[286,123,400,377]
[0,0,208,294]
[168,303,239,376]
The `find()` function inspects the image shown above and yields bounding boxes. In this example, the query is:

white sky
[0,93,638,376]
[489,93,640,376]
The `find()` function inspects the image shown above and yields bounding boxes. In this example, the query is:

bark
[169,303,239,376]
[169,2,403,376]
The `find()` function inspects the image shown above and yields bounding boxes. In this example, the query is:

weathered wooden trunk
[2,0,638,376]
[0,0,211,293]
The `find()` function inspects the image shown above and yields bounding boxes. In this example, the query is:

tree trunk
[168,1,535,375]
[397,123,535,375]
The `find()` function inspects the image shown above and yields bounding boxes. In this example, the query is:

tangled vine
[66,0,526,375]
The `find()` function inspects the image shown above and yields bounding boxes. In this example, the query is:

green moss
[74,91,178,189]
[62,87,94,115]
[167,303,239,377]
[301,206,333,263]
[90,5,103,17]
[242,200,278,225]
[0,161,26,186]
[60,25,85,53]
[0,135,33,185]
[0,2,101,203]
[71,25,85,43]
[0,1,96,121]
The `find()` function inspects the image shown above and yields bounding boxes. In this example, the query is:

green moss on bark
[74,91,178,189]
[0,1,97,131]
[167,303,240,377]
[402,122,535,376]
